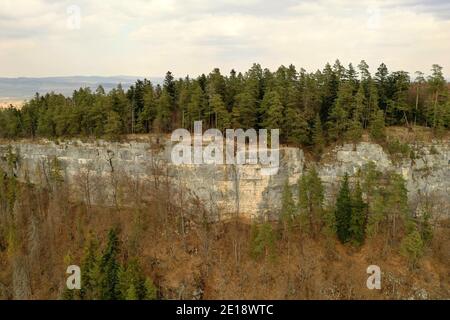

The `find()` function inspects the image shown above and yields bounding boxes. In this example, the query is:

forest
[0,61,449,147]
[0,60,449,300]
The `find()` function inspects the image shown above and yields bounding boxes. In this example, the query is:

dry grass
[2,177,449,299]
[386,126,450,143]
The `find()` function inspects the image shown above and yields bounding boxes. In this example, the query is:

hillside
[0,133,449,300]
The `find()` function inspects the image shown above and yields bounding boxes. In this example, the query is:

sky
[1,0,449,78]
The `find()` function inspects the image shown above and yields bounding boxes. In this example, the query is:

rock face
[0,139,449,220]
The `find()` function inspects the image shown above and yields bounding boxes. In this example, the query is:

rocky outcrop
[0,139,449,220]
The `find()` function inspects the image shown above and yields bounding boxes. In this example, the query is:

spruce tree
[163,71,176,102]
[80,237,101,299]
[350,182,366,245]
[125,284,138,300]
[100,228,121,300]
[335,173,352,243]
[118,258,148,300]
[144,278,158,300]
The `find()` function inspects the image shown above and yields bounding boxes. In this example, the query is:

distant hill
[0,76,163,102]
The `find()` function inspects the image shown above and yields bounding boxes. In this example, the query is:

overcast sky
[1,0,449,78]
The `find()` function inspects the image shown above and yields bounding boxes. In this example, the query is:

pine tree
[350,182,366,245]
[400,222,424,268]
[361,162,381,233]
[366,192,385,238]
[354,83,367,125]
[187,83,205,130]
[137,83,156,132]
[328,82,352,141]
[427,64,446,129]
[284,107,310,146]
[206,68,226,98]
[155,90,172,132]
[345,111,363,144]
[105,111,122,138]
[260,90,284,130]
[369,108,386,142]
[389,71,411,126]
[298,173,310,233]
[284,83,310,145]
[419,210,433,245]
[386,173,409,244]
[345,63,359,90]
[320,63,339,122]
[209,94,231,131]
[250,222,276,260]
[232,90,257,129]
[312,114,325,156]
[298,167,324,236]
[109,85,129,133]
[280,179,295,233]
[335,173,352,243]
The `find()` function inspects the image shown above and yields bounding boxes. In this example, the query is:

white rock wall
[0,139,449,220]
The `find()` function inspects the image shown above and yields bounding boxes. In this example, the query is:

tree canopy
[1,61,448,145]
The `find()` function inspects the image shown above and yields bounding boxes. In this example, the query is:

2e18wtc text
[176,304,274,318]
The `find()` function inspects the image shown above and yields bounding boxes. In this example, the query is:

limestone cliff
[0,138,449,220]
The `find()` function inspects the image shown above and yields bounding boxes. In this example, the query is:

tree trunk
[414,87,419,127]
[433,90,439,128]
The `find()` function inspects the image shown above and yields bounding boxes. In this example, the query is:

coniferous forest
[1,61,449,144]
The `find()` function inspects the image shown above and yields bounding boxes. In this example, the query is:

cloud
[398,0,450,20]
[0,0,448,77]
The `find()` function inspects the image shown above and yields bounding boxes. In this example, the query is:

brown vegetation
[0,156,448,300]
